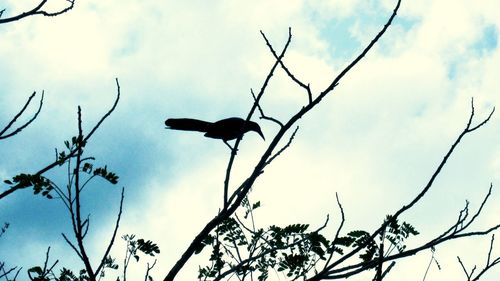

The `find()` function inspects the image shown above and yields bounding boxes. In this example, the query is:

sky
[0,0,499,280]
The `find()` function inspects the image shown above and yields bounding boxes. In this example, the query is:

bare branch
[84,78,121,144]
[0,91,43,140]
[144,259,157,281]
[422,248,439,281]
[260,28,313,104]
[222,29,293,209]
[95,187,125,277]
[0,265,18,280]
[466,98,495,133]
[461,184,492,230]
[62,232,83,260]
[265,126,299,166]
[0,0,75,25]
[458,256,472,280]
[324,193,346,269]
[251,89,284,127]
[318,0,401,103]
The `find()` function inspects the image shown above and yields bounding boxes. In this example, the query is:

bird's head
[247,121,265,141]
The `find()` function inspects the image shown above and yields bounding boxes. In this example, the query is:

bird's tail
[165,118,211,132]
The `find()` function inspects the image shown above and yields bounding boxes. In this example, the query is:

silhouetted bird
[165,117,265,149]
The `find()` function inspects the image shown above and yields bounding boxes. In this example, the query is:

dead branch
[0,91,43,140]
[264,126,299,166]
[95,187,125,277]
[251,89,284,127]
[0,0,75,25]
[458,234,500,281]
[260,31,313,104]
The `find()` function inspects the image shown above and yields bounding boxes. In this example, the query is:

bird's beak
[256,128,265,141]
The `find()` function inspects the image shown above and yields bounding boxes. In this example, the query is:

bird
[164,117,265,150]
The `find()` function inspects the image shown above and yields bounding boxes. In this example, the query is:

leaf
[93,166,119,184]
[347,230,369,238]
[137,238,160,256]
[252,201,261,210]
[28,266,43,275]
[82,162,93,173]
[334,236,355,247]
[4,180,12,184]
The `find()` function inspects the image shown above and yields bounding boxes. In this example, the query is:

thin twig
[0,266,17,280]
[462,184,492,230]
[324,193,346,269]
[457,256,471,280]
[95,187,125,276]
[265,126,299,166]
[62,232,83,259]
[0,0,75,24]
[422,249,435,281]
[0,91,43,140]
[251,89,283,127]
[144,260,157,281]
[260,29,313,104]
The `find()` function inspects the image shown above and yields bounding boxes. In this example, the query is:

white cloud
[1,0,499,280]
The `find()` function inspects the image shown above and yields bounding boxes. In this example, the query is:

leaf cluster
[28,266,89,281]
[123,234,161,262]
[4,174,54,199]
[197,205,420,280]
[197,199,332,281]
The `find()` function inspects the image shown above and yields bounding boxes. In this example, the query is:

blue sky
[1,1,499,280]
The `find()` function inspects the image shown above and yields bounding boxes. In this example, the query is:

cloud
[0,0,499,280]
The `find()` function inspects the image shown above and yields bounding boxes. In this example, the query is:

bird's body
[165,117,264,148]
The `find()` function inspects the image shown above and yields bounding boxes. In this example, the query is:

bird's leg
[223,140,238,153]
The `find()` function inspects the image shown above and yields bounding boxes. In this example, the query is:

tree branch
[260,30,313,104]
[0,0,75,25]
[0,79,120,201]
[95,187,125,277]
[311,184,499,280]
[0,91,43,140]
[318,99,494,277]
[223,28,292,209]
[73,106,95,279]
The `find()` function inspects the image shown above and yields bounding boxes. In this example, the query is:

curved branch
[0,91,44,140]
[0,0,75,25]
[95,187,125,277]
